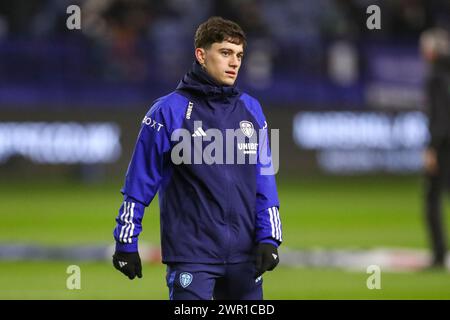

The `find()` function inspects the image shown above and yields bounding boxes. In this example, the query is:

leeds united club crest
[240,120,254,138]
[179,272,193,288]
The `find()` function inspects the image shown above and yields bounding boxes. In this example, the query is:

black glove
[255,243,280,278]
[112,251,142,280]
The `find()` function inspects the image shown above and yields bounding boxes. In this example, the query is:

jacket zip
[223,126,232,264]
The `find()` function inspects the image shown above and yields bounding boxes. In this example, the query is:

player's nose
[229,56,239,68]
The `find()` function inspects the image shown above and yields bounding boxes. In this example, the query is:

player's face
[197,41,244,86]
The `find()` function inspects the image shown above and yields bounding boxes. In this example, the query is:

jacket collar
[176,61,240,102]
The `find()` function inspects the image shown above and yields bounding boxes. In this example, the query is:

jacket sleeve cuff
[259,238,280,248]
[115,241,138,252]
[255,206,283,243]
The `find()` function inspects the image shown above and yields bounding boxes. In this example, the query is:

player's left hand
[112,251,142,280]
[255,243,279,278]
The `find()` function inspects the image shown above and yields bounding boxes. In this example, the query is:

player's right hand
[112,251,142,280]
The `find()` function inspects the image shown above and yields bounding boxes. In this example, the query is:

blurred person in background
[111,16,282,300]
[420,27,450,269]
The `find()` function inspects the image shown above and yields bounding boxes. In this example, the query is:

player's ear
[195,48,206,66]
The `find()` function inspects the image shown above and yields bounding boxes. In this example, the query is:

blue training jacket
[113,61,282,264]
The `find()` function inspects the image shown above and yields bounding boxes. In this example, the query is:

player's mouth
[225,71,236,77]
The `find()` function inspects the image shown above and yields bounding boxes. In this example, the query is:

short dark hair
[194,16,246,50]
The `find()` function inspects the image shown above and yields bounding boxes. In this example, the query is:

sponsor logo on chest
[142,116,164,131]
[185,101,193,120]
[237,142,258,154]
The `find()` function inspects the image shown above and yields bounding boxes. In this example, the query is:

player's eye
[221,51,230,56]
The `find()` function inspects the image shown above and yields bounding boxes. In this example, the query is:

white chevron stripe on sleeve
[118,201,130,243]
[275,207,282,241]
[273,207,279,240]
[268,207,276,239]
[122,202,134,243]
[126,202,136,243]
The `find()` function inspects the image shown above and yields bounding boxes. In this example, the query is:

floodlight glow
[0,122,121,164]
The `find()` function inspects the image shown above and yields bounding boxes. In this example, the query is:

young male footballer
[112,16,282,300]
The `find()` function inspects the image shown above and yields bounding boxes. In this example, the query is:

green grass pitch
[0,175,449,299]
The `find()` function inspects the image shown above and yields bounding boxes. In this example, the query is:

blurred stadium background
[0,0,449,299]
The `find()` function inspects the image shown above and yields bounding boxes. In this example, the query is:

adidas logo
[192,127,207,137]
[272,253,278,260]
[118,261,128,268]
